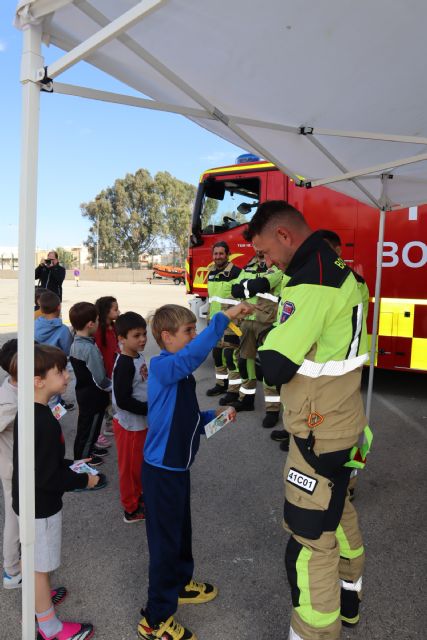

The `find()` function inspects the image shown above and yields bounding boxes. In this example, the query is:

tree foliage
[82,168,208,266]
[81,169,164,265]
[56,247,75,269]
[155,171,196,263]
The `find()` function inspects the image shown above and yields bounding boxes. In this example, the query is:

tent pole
[366,207,386,422]
[18,22,43,640]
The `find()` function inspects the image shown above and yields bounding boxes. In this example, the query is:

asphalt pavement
[0,284,426,639]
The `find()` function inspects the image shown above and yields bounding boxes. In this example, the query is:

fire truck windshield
[192,177,260,237]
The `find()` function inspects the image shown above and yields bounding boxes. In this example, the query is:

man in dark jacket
[35,250,66,301]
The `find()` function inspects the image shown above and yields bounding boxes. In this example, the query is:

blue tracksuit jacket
[145,312,230,471]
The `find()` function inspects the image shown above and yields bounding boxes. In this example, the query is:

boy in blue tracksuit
[138,301,252,640]
[34,291,73,356]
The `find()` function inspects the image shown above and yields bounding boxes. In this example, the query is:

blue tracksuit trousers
[142,461,194,626]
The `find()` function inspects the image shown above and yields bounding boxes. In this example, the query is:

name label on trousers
[286,468,318,495]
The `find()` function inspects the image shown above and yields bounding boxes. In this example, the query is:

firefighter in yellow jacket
[230,251,283,427]
[206,241,242,405]
[246,201,372,640]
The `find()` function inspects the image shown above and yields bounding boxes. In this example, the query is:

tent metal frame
[17,3,426,636]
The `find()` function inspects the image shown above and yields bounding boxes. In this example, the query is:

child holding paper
[12,344,105,640]
[138,301,252,640]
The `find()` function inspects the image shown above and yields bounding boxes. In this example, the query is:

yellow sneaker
[137,615,197,640]
[178,579,218,605]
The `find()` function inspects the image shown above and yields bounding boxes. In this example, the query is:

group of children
[1,288,253,640]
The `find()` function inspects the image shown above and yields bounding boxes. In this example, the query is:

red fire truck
[186,156,427,372]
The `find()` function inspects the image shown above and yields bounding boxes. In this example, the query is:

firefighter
[246,201,370,640]
[206,241,243,404]
[230,250,283,428]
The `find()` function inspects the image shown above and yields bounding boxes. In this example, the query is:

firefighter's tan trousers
[212,331,241,394]
[238,319,280,411]
[284,436,365,640]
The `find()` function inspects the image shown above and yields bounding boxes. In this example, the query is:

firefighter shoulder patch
[280,300,295,323]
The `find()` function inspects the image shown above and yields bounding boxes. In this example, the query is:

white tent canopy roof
[16,0,427,210]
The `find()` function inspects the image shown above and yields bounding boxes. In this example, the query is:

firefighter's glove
[232,277,270,300]
[231,282,246,299]
[245,277,270,297]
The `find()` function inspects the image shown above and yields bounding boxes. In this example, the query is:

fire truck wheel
[174,277,181,285]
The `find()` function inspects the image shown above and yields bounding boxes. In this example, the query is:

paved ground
[0,278,188,332]
[0,280,426,639]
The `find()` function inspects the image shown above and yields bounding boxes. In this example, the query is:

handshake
[223,301,256,321]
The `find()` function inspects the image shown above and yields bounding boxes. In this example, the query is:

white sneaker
[3,570,22,589]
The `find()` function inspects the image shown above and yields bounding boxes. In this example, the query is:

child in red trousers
[112,312,148,523]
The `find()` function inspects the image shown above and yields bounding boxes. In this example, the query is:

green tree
[56,247,75,269]
[81,169,164,265]
[155,171,197,264]
[200,197,219,230]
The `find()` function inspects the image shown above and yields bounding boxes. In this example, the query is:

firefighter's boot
[218,392,239,406]
[262,411,280,428]
[228,395,255,412]
[206,381,228,397]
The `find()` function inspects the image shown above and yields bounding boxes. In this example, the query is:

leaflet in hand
[204,408,234,439]
[69,461,99,476]
[51,402,67,420]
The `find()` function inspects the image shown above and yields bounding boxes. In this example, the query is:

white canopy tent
[14,1,427,636]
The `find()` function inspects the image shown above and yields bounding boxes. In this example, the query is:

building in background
[0,247,19,270]
[0,246,90,270]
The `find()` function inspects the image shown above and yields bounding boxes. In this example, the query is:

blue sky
[0,3,244,249]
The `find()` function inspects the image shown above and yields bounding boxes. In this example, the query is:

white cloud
[0,40,7,53]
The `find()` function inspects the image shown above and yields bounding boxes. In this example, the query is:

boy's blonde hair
[151,304,196,349]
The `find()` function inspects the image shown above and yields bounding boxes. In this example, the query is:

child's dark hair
[9,344,67,381]
[0,339,18,375]
[95,296,117,346]
[34,344,67,378]
[39,291,61,314]
[115,312,146,339]
[69,302,97,331]
[35,286,47,306]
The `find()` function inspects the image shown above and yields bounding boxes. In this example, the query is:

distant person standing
[73,268,80,287]
[35,251,66,301]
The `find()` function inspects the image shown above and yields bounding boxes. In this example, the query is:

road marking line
[375,394,426,438]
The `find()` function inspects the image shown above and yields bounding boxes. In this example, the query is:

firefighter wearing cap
[230,252,284,427]
[246,201,372,640]
[206,241,242,405]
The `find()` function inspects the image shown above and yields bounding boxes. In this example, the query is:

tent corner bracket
[36,66,53,92]
[299,126,313,135]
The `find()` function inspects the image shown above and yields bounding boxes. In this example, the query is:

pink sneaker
[96,434,111,448]
[37,621,94,640]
